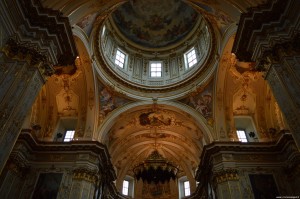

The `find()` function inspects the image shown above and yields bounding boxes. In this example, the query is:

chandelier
[133,150,179,184]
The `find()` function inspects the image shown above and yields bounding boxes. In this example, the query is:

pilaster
[0,155,28,198]
[69,168,98,199]
[0,38,53,173]
[213,169,242,199]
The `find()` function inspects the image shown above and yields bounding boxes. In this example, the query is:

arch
[97,100,214,143]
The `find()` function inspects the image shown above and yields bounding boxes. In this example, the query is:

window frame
[236,129,248,142]
[184,180,191,196]
[63,130,75,142]
[122,180,129,196]
[149,61,163,78]
[115,49,126,69]
[184,47,198,69]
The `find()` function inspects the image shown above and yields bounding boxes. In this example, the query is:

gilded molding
[213,168,239,183]
[73,168,98,183]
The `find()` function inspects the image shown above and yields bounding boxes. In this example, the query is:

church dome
[94,0,216,100]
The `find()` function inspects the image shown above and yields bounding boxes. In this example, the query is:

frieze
[234,154,279,162]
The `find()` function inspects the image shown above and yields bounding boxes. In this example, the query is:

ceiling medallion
[133,150,179,184]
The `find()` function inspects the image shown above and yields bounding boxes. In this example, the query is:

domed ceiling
[112,0,199,48]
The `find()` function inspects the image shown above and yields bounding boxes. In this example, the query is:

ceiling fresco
[112,0,199,48]
[180,78,214,124]
[98,79,133,125]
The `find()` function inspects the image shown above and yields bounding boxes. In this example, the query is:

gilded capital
[213,168,239,184]
[73,168,98,183]
[1,38,54,78]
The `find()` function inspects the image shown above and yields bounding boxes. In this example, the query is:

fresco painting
[180,80,213,120]
[112,0,199,48]
[98,81,132,125]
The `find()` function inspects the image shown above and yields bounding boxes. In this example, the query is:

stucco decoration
[233,89,256,116]
[98,80,133,125]
[56,89,79,117]
[112,0,199,48]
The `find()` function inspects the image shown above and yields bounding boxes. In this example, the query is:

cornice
[18,0,77,66]
[232,0,299,62]
[16,132,117,180]
[195,132,299,180]
[1,0,78,67]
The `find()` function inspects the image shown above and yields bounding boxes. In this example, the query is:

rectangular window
[64,130,75,142]
[185,48,197,68]
[184,181,191,196]
[122,180,129,196]
[236,130,248,142]
[150,62,162,77]
[115,50,126,68]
